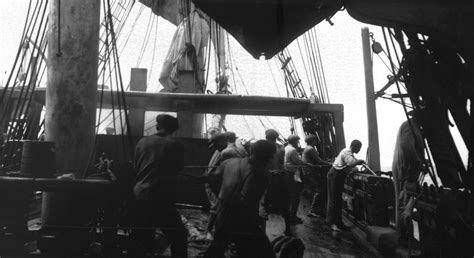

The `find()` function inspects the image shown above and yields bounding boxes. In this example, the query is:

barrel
[20,141,56,178]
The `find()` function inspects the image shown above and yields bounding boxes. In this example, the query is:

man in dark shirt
[204,133,228,238]
[303,134,332,218]
[132,114,187,257]
[392,114,424,243]
[204,140,277,258]
[264,129,292,235]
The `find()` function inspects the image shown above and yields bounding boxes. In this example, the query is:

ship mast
[361,27,381,171]
[46,0,100,178]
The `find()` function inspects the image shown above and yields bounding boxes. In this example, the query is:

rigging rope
[381,27,438,188]
[148,16,159,85]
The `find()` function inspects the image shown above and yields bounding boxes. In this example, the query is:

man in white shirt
[326,139,365,231]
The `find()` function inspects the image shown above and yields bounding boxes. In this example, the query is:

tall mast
[361,27,380,171]
[45,0,100,177]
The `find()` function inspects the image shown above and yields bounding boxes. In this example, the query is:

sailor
[284,135,307,224]
[326,139,365,232]
[220,131,248,160]
[392,112,424,244]
[204,133,229,238]
[264,129,292,235]
[265,129,285,172]
[303,134,332,218]
[132,114,187,257]
[204,140,276,258]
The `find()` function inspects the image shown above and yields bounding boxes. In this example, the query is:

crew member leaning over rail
[327,139,365,232]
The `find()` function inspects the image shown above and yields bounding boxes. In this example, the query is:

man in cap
[132,114,187,257]
[265,129,285,171]
[284,135,307,224]
[264,129,292,234]
[327,139,365,231]
[204,140,277,258]
[220,131,248,161]
[303,134,332,218]
[204,133,228,239]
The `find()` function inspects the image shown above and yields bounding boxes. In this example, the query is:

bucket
[20,140,56,178]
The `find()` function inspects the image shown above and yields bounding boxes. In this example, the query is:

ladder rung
[292,79,302,88]
[281,57,292,69]
[118,2,127,10]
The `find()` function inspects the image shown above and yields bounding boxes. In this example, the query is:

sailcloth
[159,10,210,93]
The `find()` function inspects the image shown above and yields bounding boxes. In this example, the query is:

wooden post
[45,0,100,178]
[41,0,100,253]
[128,68,147,136]
[361,27,381,171]
[333,110,346,153]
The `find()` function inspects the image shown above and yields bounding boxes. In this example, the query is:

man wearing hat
[265,129,292,235]
[132,114,187,257]
[284,135,307,224]
[220,131,248,161]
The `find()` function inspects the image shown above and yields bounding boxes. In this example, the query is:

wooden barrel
[20,141,56,178]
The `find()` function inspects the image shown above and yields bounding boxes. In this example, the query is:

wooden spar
[13,87,342,115]
[2,87,347,151]
[361,27,380,171]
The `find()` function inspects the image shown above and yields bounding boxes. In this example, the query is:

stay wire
[388,29,438,184]
[382,27,438,188]
[1,0,42,119]
[148,16,159,85]
[135,11,154,67]
[1,0,34,100]
[19,20,49,141]
[296,38,314,95]
[307,30,324,102]
[303,33,322,101]
[107,0,134,159]
[7,0,48,142]
[266,60,282,97]
[312,29,330,103]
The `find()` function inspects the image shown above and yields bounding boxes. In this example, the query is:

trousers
[204,220,275,258]
[326,167,350,225]
[308,167,329,216]
[130,200,187,257]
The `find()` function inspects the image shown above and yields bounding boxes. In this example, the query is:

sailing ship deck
[17,194,379,257]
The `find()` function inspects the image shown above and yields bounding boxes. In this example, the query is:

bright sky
[3,1,458,171]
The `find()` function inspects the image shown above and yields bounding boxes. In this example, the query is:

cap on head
[250,139,277,162]
[287,135,300,144]
[265,129,279,140]
[209,133,227,149]
[305,134,317,144]
[156,114,179,134]
[223,131,237,142]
